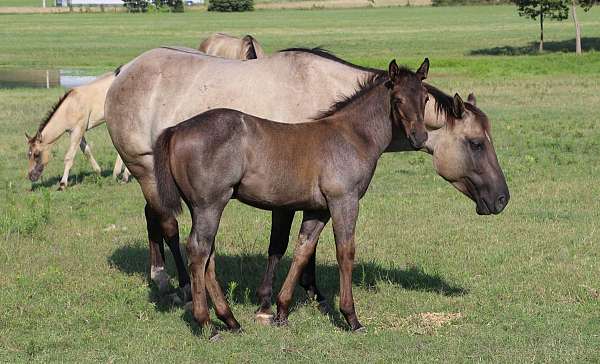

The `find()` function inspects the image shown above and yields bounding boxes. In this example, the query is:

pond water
[0,68,97,89]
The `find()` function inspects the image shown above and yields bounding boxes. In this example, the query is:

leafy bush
[208,0,253,12]
[124,0,185,12]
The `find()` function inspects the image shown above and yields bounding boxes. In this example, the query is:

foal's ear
[416,58,429,80]
[388,59,400,83]
[25,132,31,141]
[467,92,477,106]
[453,93,465,118]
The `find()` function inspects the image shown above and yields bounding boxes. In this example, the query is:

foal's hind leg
[79,136,101,175]
[187,198,237,335]
[275,211,330,325]
[255,209,294,324]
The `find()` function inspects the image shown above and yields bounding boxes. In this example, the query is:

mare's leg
[187,200,234,335]
[144,204,170,293]
[159,215,191,299]
[255,209,294,323]
[79,136,101,175]
[275,211,330,325]
[58,128,83,191]
[329,197,363,332]
[300,252,328,310]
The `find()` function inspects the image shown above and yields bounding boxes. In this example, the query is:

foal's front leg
[329,197,364,332]
[58,128,84,190]
[275,211,330,325]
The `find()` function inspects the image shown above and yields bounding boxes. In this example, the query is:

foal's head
[386,58,429,149]
[428,93,510,215]
[26,132,49,182]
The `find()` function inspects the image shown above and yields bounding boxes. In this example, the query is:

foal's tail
[153,128,182,217]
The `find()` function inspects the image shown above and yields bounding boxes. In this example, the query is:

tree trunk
[539,8,544,52]
[572,0,582,54]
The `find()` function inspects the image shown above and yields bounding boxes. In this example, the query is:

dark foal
[153,59,429,335]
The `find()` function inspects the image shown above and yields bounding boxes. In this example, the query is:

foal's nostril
[495,195,507,212]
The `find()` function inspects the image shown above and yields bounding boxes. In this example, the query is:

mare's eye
[469,140,483,152]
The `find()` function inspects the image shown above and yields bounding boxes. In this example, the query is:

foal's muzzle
[409,129,428,150]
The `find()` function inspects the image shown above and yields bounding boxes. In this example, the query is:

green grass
[1,5,600,362]
[0,0,43,6]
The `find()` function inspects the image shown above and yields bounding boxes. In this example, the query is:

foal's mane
[36,90,72,136]
[242,35,259,60]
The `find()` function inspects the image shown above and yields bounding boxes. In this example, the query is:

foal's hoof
[255,312,274,326]
[57,183,66,191]
[353,326,367,334]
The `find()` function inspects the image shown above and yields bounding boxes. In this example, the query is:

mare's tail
[153,128,182,216]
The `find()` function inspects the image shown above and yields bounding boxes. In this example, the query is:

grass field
[1,5,600,362]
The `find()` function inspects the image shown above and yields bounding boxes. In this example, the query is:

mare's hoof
[255,312,274,326]
[151,268,171,294]
[317,300,332,314]
[353,326,367,334]
[273,317,288,327]
[183,301,193,312]
[209,332,223,342]
[181,284,192,303]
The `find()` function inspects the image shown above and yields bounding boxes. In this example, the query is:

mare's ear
[467,92,476,106]
[416,58,429,80]
[453,93,465,118]
[388,59,400,83]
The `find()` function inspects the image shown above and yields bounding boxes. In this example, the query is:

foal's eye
[425,96,430,103]
[469,140,484,152]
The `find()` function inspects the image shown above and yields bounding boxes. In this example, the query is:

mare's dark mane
[312,73,388,120]
[36,90,72,136]
[425,83,456,122]
[279,47,384,74]
[425,83,490,131]
[243,35,258,60]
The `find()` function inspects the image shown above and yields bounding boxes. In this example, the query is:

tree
[571,0,595,54]
[514,0,570,52]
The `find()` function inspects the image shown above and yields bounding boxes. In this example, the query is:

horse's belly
[235,175,326,211]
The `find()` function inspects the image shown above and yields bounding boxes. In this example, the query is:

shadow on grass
[469,38,600,56]
[31,168,115,191]
[109,244,467,317]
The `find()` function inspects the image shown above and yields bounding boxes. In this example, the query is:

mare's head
[386,58,429,149]
[26,132,49,182]
[426,92,509,215]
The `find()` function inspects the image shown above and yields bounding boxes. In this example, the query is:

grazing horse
[152,60,430,335]
[198,33,265,60]
[254,87,510,322]
[27,72,130,190]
